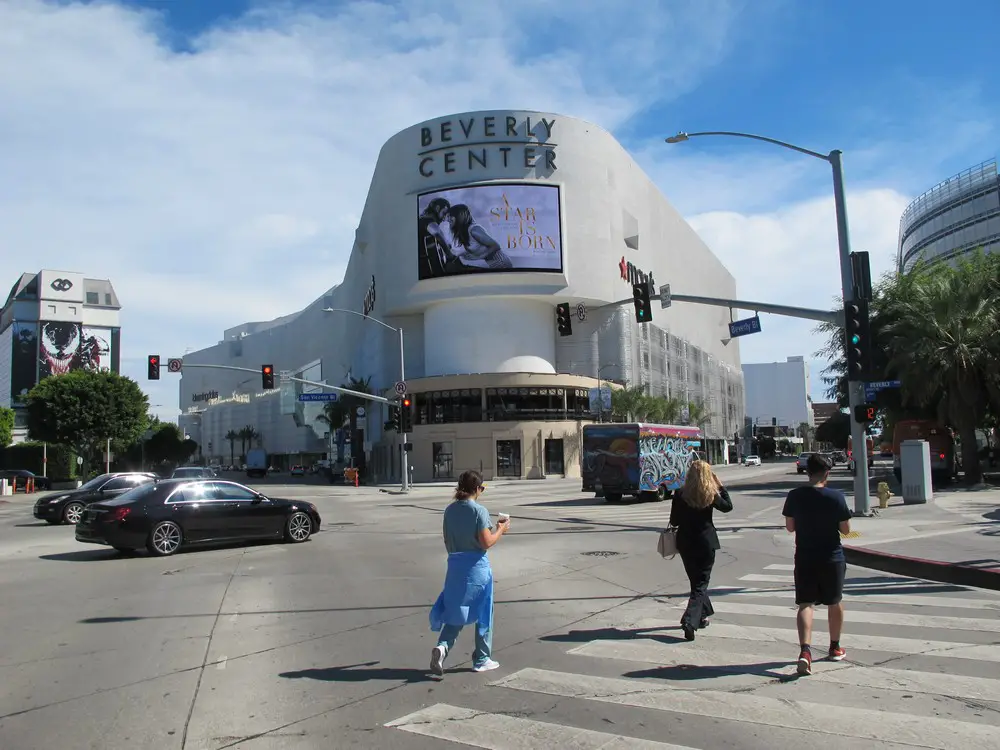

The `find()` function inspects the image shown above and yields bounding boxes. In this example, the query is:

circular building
[898,158,1000,273]
[178,110,746,482]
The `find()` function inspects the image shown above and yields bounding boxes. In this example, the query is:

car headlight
[45,495,68,504]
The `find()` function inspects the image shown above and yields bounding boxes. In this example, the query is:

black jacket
[669,486,733,552]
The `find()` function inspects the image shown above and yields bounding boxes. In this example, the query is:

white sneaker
[473,659,500,672]
[430,646,446,676]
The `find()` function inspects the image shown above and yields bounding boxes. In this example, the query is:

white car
[743,455,761,466]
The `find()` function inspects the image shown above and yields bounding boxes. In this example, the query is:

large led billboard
[417,183,562,280]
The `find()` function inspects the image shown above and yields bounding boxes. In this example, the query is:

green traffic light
[851,334,860,344]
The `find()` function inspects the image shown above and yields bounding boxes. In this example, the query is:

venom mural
[10,323,39,405]
[38,321,82,378]
[79,327,112,371]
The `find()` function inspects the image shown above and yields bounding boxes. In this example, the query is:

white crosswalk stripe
[385,571,1000,749]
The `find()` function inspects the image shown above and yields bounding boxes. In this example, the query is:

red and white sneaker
[828,644,847,661]
[796,649,813,676]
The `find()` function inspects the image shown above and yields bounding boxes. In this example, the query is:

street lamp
[323,307,409,492]
[665,130,872,514]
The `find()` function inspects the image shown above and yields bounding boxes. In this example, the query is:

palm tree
[225,429,238,465]
[882,252,999,484]
[609,385,648,421]
[683,399,715,429]
[315,377,372,464]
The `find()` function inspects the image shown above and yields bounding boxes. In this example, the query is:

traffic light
[844,299,871,379]
[147,355,160,380]
[386,405,401,432]
[400,397,413,433]
[555,302,573,336]
[854,403,877,423]
[261,364,275,389]
[632,281,652,323]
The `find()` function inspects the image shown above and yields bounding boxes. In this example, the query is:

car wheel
[285,511,312,543]
[63,502,85,525]
[147,521,183,556]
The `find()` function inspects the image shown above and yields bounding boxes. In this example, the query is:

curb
[844,545,1000,592]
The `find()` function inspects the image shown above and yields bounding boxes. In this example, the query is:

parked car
[32,472,159,525]
[742,455,761,466]
[74,478,321,556]
[0,469,51,491]
[289,465,305,476]
[171,466,217,479]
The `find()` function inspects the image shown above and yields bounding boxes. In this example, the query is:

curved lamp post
[665,130,871,514]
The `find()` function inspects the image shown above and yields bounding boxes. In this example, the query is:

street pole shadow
[279,661,434,684]
[541,625,685,646]
[622,661,804,683]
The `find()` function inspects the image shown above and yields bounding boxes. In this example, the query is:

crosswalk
[385,568,1000,749]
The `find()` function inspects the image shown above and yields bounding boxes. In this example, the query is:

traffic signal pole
[398,326,409,492]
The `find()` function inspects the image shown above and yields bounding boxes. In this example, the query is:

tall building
[179,109,745,481]
[742,356,813,433]
[812,402,841,431]
[0,270,122,441]
[898,158,1000,273]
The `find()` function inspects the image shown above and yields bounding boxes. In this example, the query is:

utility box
[900,439,933,504]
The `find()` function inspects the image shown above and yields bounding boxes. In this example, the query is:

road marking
[747,503,782,520]
[683,599,1000,633]
[763,563,795,571]
[491,668,999,749]
[385,703,690,749]
[625,619,1000,661]
[569,639,1000,703]
[739,573,793,583]
[216,655,228,670]
[713,586,1000,611]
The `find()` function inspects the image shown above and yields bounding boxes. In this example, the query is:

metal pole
[830,150,870,515]
[105,437,111,474]
[399,327,409,492]
[597,373,603,423]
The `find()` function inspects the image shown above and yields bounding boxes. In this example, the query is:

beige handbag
[657,527,678,559]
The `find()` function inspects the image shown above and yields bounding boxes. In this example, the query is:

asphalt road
[1,462,998,750]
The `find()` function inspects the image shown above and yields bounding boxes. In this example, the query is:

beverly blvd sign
[728,316,762,338]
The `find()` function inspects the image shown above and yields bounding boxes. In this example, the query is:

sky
[2,0,999,422]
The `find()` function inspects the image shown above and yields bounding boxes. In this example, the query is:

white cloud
[0,0,756,421]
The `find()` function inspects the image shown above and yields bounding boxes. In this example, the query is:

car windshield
[79,474,114,491]
[172,468,206,477]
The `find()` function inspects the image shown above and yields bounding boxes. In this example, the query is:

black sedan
[1,469,51,492]
[33,472,159,525]
[75,479,321,556]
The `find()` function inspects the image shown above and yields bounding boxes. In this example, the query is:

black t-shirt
[782,485,852,563]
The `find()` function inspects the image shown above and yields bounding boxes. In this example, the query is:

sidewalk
[844,484,1000,590]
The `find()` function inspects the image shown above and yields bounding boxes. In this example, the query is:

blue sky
[2,0,998,420]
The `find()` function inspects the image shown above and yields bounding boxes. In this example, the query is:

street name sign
[728,315,761,338]
[298,393,339,402]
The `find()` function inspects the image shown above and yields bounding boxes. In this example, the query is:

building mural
[10,322,38,405]
[38,321,82,378]
[80,326,112,372]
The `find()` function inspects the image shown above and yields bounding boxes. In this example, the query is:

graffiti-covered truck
[581,423,703,503]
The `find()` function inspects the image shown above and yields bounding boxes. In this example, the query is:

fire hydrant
[877,481,892,509]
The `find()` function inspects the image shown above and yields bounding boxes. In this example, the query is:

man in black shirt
[782,452,852,675]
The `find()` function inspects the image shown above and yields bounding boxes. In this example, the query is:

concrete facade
[898,158,1000,273]
[0,270,122,442]
[178,110,745,481]
[742,356,813,433]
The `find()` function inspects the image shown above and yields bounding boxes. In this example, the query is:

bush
[0,442,78,482]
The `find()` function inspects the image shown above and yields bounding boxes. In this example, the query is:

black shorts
[794,558,847,606]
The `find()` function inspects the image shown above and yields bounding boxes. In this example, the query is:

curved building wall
[898,158,1000,273]
[179,110,745,479]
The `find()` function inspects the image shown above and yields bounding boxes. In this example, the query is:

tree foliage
[816,249,1000,483]
[25,369,149,474]
[0,406,13,448]
[609,386,714,427]
[815,411,851,449]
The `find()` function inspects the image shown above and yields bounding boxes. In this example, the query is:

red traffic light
[263,366,272,374]
[149,355,159,364]
[402,398,411,407]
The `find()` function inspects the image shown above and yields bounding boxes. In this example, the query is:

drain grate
[581,550,622,557]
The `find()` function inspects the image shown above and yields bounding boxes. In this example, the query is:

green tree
[0,406,13,448]
[225,429,238,465]
[24,370,148,476]
[316,377,372,461]
[145,423,198,467]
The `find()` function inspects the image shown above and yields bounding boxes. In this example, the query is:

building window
[432,441,454,479]
[496,440,521,477]
[86,292,99,304]
[568,388,589,417]
[415,389,482,425]
[486,387,565,421]
[544,439,564,475]
[105,293,113,305]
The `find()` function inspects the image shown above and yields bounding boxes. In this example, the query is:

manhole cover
[582,551,622,557]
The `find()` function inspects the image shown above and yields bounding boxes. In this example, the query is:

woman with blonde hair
[668,459,733,641]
